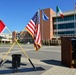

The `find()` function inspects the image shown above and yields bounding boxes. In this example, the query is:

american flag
[26,12,41,51]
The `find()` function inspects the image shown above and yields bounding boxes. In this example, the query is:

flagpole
[74,2,76,36]
[41,9,49,41]
[56,6,58,40]
[42,10,43,41]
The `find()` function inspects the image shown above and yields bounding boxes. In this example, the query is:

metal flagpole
[56,6,58,40]
[41,9,49,40]
[74,2,76,36]
[42,10,43,41]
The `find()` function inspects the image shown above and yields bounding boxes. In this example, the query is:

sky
[0,0,76,33]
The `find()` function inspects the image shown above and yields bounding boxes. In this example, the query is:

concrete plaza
[0,44,76,75]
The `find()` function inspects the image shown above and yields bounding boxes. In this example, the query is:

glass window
[53,15,74,22]
[57,23,74,29]
[58,31,74,35]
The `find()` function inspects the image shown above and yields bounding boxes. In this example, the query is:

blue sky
[0,0,76,33]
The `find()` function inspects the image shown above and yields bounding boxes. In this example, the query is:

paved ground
[0,44,76,75]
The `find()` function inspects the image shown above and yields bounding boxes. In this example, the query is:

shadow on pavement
[0,60,27,67]
[20,67,45,72]
[0,60,46,74]
[41,59,64,67]
[0,69,13,74]
[0,67,45,74]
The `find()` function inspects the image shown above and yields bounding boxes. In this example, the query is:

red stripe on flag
[28,23,34,33]
[34,42,41,51]
[26,26,33,37]
[30,20,35,27]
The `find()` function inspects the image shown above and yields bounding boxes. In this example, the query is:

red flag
[25,12,41,51]
[0,20,6,33]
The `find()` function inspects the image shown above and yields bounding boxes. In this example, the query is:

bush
[42,40,46,45]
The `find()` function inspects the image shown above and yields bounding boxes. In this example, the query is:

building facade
[0,33,12,43]
[53,10,76,37]
[40,8,76,40]
[12,31,33,43]
[40,8,55,40]
[12,8,76,43]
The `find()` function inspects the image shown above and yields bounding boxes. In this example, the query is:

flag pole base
[0,60,3,65]
[28,59,35,69]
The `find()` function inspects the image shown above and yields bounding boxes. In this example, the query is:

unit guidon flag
[0,20,6,33]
